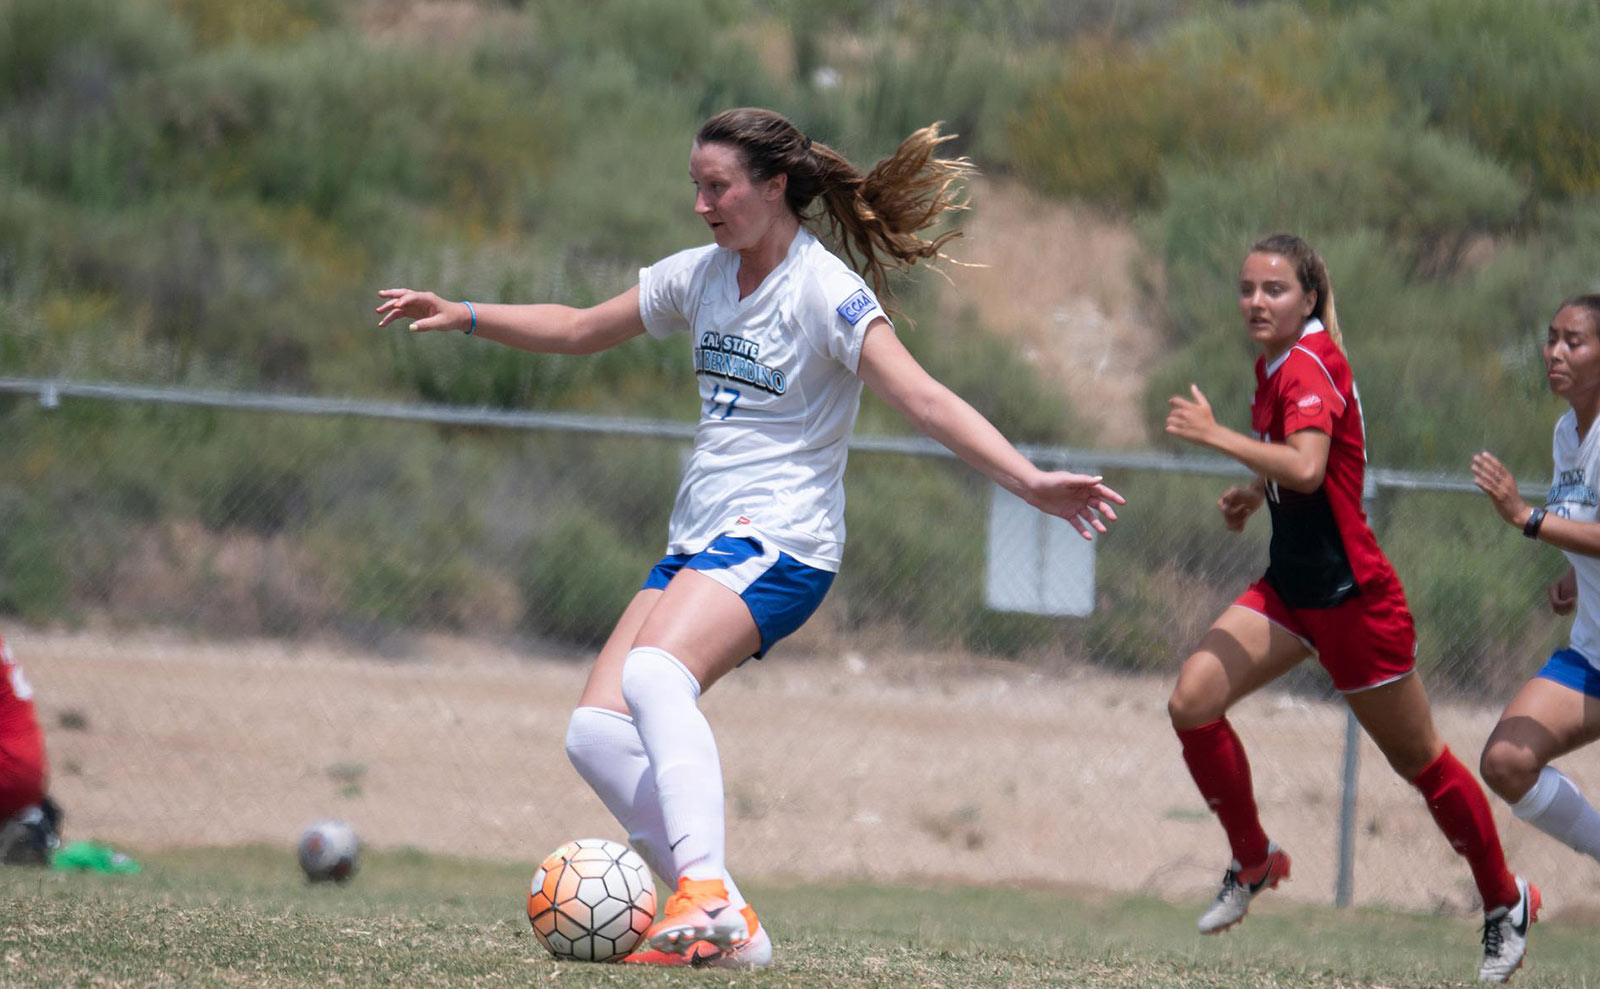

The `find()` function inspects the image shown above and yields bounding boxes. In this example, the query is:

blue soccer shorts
[642,533,834,658]
[1535,648,1600,699]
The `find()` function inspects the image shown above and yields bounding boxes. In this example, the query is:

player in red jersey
[0,632,58,867]
[1164,234,1538,983]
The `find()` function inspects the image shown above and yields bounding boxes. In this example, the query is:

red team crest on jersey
[1296,393,1323,416]
[735,516,752,526]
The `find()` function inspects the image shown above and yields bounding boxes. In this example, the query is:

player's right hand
[1217,484,1263,532]
[376,288,467,332]
[1548,567,1577,615]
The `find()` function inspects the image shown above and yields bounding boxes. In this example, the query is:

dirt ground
[16,626,1600,923]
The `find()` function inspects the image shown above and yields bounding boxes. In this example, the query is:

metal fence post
[1334,472,1382,908]
[1335,704,1360,908]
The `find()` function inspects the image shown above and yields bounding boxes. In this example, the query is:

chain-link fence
[3,379,1592,917]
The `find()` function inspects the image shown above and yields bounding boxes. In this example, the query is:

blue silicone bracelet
[463,300,477,335]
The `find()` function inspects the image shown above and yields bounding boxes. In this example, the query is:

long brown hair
[1250,233,1344,354]
[695,107,973,296]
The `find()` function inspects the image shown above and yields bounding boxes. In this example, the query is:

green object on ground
[52,840,141,875]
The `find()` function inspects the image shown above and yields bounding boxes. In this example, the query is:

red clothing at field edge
[0,633,47,819]
[1251,327,1400,605]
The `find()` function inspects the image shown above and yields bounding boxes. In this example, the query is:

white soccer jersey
[1547,408,1600,668]
[637,227,889,570]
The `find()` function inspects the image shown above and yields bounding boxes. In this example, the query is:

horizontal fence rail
[0,376,1542,496]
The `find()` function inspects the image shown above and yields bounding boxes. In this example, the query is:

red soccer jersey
[1249,327,1400,607]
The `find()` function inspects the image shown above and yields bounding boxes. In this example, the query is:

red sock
[1410,747,1519,910]
[1177,719,1270,868]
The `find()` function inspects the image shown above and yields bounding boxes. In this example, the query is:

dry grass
[3,845,1596,987]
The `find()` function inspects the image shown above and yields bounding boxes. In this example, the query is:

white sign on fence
[984,484,1095,616]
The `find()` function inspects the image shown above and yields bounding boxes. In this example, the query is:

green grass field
[0,846,1594,988]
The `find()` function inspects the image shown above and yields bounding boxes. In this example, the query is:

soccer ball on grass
[527,838,656,962]
[297,819,359,882]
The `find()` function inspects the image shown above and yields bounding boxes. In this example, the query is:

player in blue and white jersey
[1474,295,1600,884]
[377,107,1124,968]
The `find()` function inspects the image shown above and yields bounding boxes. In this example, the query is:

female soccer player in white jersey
[376,107,1123,968]
[1164,234,1538,983]
[1473,296,1600,882]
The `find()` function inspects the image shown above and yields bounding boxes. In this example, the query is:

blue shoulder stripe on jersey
[836,289,875,326]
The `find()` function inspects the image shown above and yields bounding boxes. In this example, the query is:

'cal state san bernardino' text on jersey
[1250,320,1402,608]
[638,227,887,571]
[1547,409,1600,670]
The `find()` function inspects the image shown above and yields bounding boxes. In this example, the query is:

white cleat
[1478,876,1540,983]
[1197,842,1291,935]
[699,921,772,969]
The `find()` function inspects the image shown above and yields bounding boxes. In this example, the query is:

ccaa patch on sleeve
[836,289,876,326]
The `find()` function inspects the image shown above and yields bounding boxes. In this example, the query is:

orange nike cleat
[622,905,771,968]
[642,878,759,957]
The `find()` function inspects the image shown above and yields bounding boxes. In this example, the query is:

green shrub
[857,296,1084,445]
[0,488,72,621]
[1349,0,1600,199]
[0,0,187,105]
[1008,5,1348,211]
[837,455,986,643]
[519,508,649,646]
[169,0,342,47]
[1155,118,1526,343]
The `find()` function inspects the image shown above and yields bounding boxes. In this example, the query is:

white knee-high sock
[564,704,750,907]
[564,706,675,883]
[1512,765,1600,863]
[620,646,728,886]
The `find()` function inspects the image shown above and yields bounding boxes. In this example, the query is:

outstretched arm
[375,285,648,356]
[855,319,1124,539]
[1166,384,1329,492]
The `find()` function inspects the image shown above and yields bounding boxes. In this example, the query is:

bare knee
[1168,660,1227,731]
[1480,740,1542,803]
[1378,740,1442,782]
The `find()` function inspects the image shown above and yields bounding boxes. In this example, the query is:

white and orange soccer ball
[527,838,656,962]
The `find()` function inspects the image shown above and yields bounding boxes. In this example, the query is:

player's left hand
[1549,568,1577,615]
[1470,451,1530,528]
[1166,384,1218,447]
[1025,472,1126,540]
